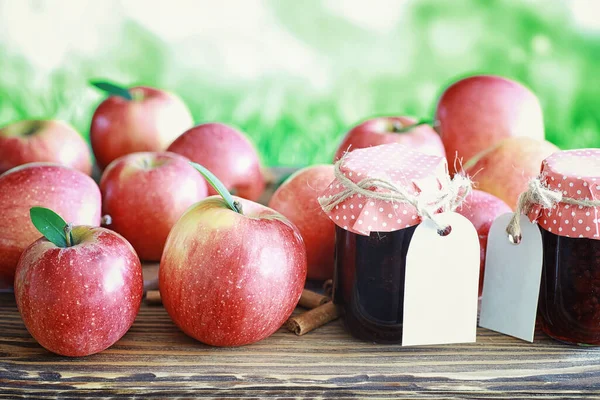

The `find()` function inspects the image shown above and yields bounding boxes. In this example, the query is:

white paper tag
[402,212,480,346]
[479,213,543,342]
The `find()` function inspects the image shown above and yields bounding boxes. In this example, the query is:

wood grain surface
[2,292,600,399]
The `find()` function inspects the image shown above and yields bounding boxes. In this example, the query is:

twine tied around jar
[318,156,473,234]
[506,177,600,244]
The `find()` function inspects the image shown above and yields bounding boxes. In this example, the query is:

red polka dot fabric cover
[319,143,449,236]
[527,149,600,240]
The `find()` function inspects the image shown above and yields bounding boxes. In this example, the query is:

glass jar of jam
[528,149,600,345]
[319,143,468,343]
[333,224,417,343]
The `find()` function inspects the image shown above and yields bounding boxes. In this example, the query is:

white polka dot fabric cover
[527,149,600,240]
[319,143,449,236]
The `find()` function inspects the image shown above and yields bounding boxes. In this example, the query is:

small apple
[159,163,306,346]
[167,123,265,201]
[0,120,92,175]
[435,75,544,172]
[15,207,143,357]
[0,163,102,286]
[334,117,445,161]
[100,152,208,261]
[268,165,335,281]
[90,82,194,170]
[464,137,559,210]
[456,190,511,296]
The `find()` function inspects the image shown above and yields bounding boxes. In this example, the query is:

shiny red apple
[463,137,559,210]
[456,190,511,296]
[0,120,92,175]
[435,75,544,172]
[167,123,265,201]
[334,116,445,161]
[100,152,208,261]
[0,164,101,286]
[90,86,193,170]
[268,165,335,280]
[15,222,143,357]
[159,195,307,346]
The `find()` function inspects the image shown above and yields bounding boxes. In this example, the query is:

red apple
[0,120,92,175]
[268,165,335,280]
[90,86,193,170]
[456,190,511,296]
[167,123,265,201]
[100,152,208,261]
[0,164,101,286]
[159,196,307,346]
[435,75,544,172]
[15,223,143,357]
[334,117,445,161]
[464,137,559,210]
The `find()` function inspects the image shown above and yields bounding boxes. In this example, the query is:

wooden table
[2,291,600,399]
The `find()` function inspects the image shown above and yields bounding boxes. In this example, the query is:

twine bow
[506,177,600,243]
[318,156,472,232]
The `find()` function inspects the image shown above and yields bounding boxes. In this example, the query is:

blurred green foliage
[0,0,598,167]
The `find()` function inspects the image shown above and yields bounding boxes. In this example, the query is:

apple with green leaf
[0,163,101,286]
[0,120,92,175]
[159,163,307,346]
[167,123,265,201]
[90,81,194,170]
[334,117,445,161]
[99,151,208,261]
[14,207,143,357]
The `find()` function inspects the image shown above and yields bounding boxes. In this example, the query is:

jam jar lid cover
[319,143,455,236]
[528,149,600,240]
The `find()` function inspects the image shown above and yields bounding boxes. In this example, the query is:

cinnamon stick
[298,289,329,309]
[286,301,341,336]
[145,290,162,305]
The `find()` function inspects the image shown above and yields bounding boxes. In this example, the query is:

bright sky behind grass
[0,0,598,166]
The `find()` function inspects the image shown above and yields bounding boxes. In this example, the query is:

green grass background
[0,0,598,167]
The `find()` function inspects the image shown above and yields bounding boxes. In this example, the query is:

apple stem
[392,119,436,133]
[101,214,113,226]
[64,223,74,247]
[233,201,243,214]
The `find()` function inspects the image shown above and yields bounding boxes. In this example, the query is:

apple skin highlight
[0,163,101,286]
[91,86,194,170]
[159,196,307,347]
[268,165,336,281]
[334,116,445,161]
[14,226,143,357]
[0,120,92,175]
[167,123,265,201]
[100,151,208,261]
[435,75,545,172]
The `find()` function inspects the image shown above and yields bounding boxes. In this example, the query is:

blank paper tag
[479,213,543,342]
[402,212,480,346]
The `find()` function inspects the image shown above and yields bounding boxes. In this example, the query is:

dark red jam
[333,225,417,343]
[538,226,600,345]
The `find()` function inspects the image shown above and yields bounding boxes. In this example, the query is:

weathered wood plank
[2,293,600,398]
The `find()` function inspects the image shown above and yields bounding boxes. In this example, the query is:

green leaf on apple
[190,162,243,214]
[393,118,436,133]
[29,207,71,248]
[90,81,133,101]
